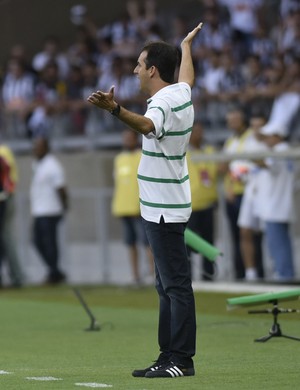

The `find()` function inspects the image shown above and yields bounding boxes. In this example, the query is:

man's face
[250,117,266,140]
[226,111,245,133]
[33,138,48,159]
[134,51,151,94]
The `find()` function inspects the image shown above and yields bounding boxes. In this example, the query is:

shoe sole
[145,367,195,378]
[132,362,169,378]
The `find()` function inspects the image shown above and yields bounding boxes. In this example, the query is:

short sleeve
[144,98,169,139]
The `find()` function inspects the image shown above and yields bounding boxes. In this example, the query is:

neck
[149,80,171,97]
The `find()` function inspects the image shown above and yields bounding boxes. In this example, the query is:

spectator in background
[0,143,24,287]
[237,110,268,281]
[65,65,85,134]
[197,43,249,130]
[280,0,300,19]
[9,43,35,74]
[198,49,225,128]
[249,21,276,66]
[30,136,68,285]
[257,123,295,281]
[243,54,300,138]
[67,37,97,69]
[186,122,218,281]
[275,8,300,59]
[112,129,154,286]
[104,5,140,57]
[126,0,158,44]
[218,0,264,61]
[32,36,70,80]
[82,59,109,135]
[264,56,300,134]
[219,52,244,91]
[67,25,98,68]
[192,5,231,61]
[1,57,35,138]
[66,60,103,136]
[28,61,67,137]
[0,155,8,287]
[1,0,298,142]
[170,15,190,48]
[98,56,143,131]
[220,107,253,280]
[95,36,115,79]
[97,56,125,132]
[218,52,245,123]
[241,54,267,116]
[247,54,285,119]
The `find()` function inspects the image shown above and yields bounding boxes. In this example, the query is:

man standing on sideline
[88,23,203,378]
[112,129,154,286]
[237,111,268,281]
[257,123,295,281]
[220,108,252,280]
[186,121,218,281]
[30,136,68,284]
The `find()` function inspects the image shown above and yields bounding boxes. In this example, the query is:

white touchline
[75,383,113,388]
[0,370,12,375]
[26,376,63,381]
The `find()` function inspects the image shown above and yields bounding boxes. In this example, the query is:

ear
[149,65,156,78]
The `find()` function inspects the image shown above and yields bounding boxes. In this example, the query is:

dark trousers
[142,217,196,366]
[225,195,244,279]
[187,206,215,280]
[33,215,62,278]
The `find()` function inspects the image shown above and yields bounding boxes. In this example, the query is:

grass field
[0,284,299,389]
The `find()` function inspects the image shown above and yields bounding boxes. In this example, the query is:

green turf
[0,285,300,389]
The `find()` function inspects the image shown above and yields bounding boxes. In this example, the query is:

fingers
[87,91,102,104]
[87,86,115,102]
[109,85,115,95]
[182,22,203,45]
[86,87,115,109]
[190,22,203,36]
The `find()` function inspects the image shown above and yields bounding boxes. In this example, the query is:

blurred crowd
[0,0,299,143]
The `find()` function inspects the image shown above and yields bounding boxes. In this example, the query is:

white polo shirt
[30,154,66,217]
[257,142,295,222]
[138,82,194,223]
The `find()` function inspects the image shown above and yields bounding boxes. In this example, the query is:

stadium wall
[5,151,300,286]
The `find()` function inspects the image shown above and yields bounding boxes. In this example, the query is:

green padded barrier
[227,289,300,309]
[184,228,222,262]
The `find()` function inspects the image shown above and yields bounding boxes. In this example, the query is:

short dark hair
[141,41,180,84]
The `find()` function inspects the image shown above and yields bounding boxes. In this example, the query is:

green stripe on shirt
[171,101,193,112]
[138,174,189,184]
[142,149,186,160]
[148,106,165,123]
[167,127,193,136]
[140,198,192,209]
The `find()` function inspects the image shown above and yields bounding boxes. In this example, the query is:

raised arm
[178,22,203,88]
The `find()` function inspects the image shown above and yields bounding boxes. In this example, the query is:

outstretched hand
[87,86,115,111]
[181,22,203,46]
[178,22,203,87]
